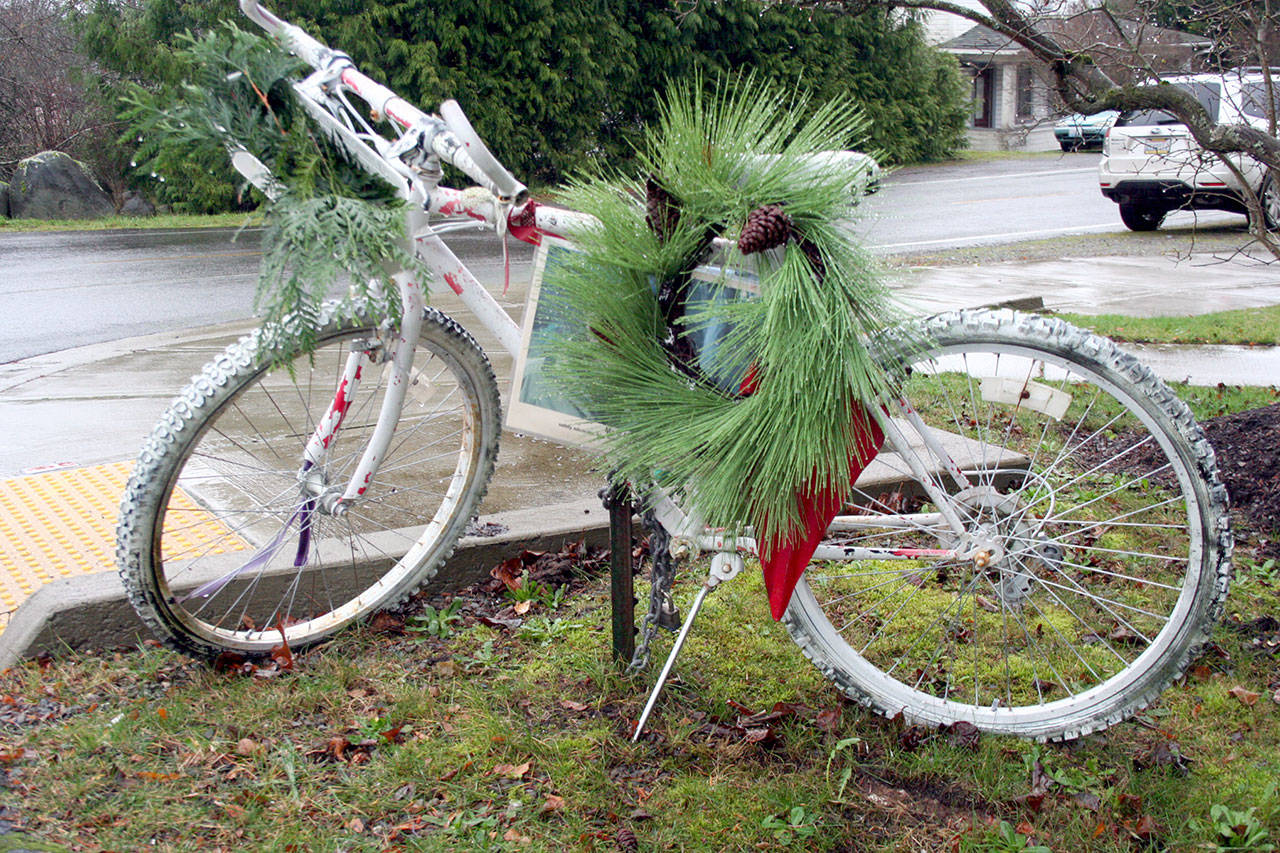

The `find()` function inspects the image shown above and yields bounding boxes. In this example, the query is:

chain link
[626,507,681,675]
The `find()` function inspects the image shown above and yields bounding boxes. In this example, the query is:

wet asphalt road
[0,152,1242,363]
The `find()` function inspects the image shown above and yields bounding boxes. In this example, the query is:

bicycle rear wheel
[783,310,1231,740]
[117,308,500,660]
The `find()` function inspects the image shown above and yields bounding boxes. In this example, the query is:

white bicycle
[116,0,1231,742]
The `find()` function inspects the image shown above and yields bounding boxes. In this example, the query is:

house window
[1016,65,1035,122]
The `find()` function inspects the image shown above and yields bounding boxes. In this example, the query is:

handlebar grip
[240,0,331,70]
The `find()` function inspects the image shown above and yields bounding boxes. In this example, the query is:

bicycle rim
[783,310,1229,740]
[120,310,500,657]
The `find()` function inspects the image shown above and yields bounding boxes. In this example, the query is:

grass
[1057,305,1280,347]
[0,544,1275,852]
[0,212,262,233]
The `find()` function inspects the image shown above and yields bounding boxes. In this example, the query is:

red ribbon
[758,407,884,620]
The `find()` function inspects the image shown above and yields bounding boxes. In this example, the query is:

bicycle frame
[233,0,977,571]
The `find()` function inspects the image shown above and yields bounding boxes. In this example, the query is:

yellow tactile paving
[0,462,249,616]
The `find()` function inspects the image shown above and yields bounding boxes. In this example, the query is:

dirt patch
[1076,403,1280,555]
[1200,403,1280,547]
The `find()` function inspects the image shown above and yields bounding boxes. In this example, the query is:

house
[936,23,1056,151]
[925,11,1212,151]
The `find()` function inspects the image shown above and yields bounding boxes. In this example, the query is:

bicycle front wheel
[783,310,1231,740]
[117,308,501,660]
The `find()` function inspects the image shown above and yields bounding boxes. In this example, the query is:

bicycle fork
[181,273,426,602]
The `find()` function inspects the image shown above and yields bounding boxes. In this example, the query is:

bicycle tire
[117,307,501,660]
[782,309,1231,740]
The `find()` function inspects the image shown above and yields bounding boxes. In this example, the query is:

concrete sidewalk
[1,251,1278,666]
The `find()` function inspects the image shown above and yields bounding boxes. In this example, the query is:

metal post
[606,481,635,665]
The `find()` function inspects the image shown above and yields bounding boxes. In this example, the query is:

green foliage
[825,736,863,802]
[958,821,1053,852]
[622,1,968,164]
[80,0,967,212]
[548,78,911,550]
[760,804,819,844]
[1200,802,1276,851]
[75,0,244,208]
[408,599,464,639]
[506,571,568,610]
[518,615,578,645]
[121,25,419,342]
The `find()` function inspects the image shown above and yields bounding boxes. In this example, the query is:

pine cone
[645,177,679,241]
[738,204,792,254]
[615,827,639,853]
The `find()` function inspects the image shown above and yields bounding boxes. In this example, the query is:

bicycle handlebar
[238,0,528,205]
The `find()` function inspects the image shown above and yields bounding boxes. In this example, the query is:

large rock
[8,151,114,220]
[119,190,155,217]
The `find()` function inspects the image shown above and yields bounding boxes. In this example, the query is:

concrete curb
[0,496,610,668]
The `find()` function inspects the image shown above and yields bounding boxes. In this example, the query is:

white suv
[1099,69,1280,231]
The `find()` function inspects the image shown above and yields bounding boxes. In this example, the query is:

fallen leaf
[369,611,405,634]
[945,720,980,750]
[1273,687,1280,705]
[348,817,365,833]
[271,621,295,671]
[975,595,1001,613]
[503,827,531,845]
[1108,625,1143,646]
[0,748,25,763]
[493,761,532,779]
[235,738,260,756]
[438,759,472,782]
[1072,791,1102,811]
[213,652,248,672]
[478,615,523,631]
[137,771,182,782]
[157,708,168,721]
[541,794,565,814]
[1116,793,1143,815]
[514,600,532,615]
[897,724,931,751]
[814,707,841,734]
[1228,685,1259,706]
[560,699,590,712]
[1148,739,1189,770]
[1019,760,1055,813]
[490,557,525,591]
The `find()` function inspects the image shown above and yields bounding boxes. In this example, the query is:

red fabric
[759,407,884,620]
[508,201,543,246]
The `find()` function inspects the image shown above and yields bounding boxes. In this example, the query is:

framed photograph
[507,237,764,446]
[507,236,607,447]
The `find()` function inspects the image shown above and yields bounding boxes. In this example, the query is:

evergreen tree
[80,0,967,210]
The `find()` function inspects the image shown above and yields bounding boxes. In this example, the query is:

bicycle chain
[626,506,682,675]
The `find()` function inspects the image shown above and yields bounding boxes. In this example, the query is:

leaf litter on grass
[0,515,1276,849]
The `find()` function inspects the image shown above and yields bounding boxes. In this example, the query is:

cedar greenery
[121,24,422,352]
[547,79,912,548]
